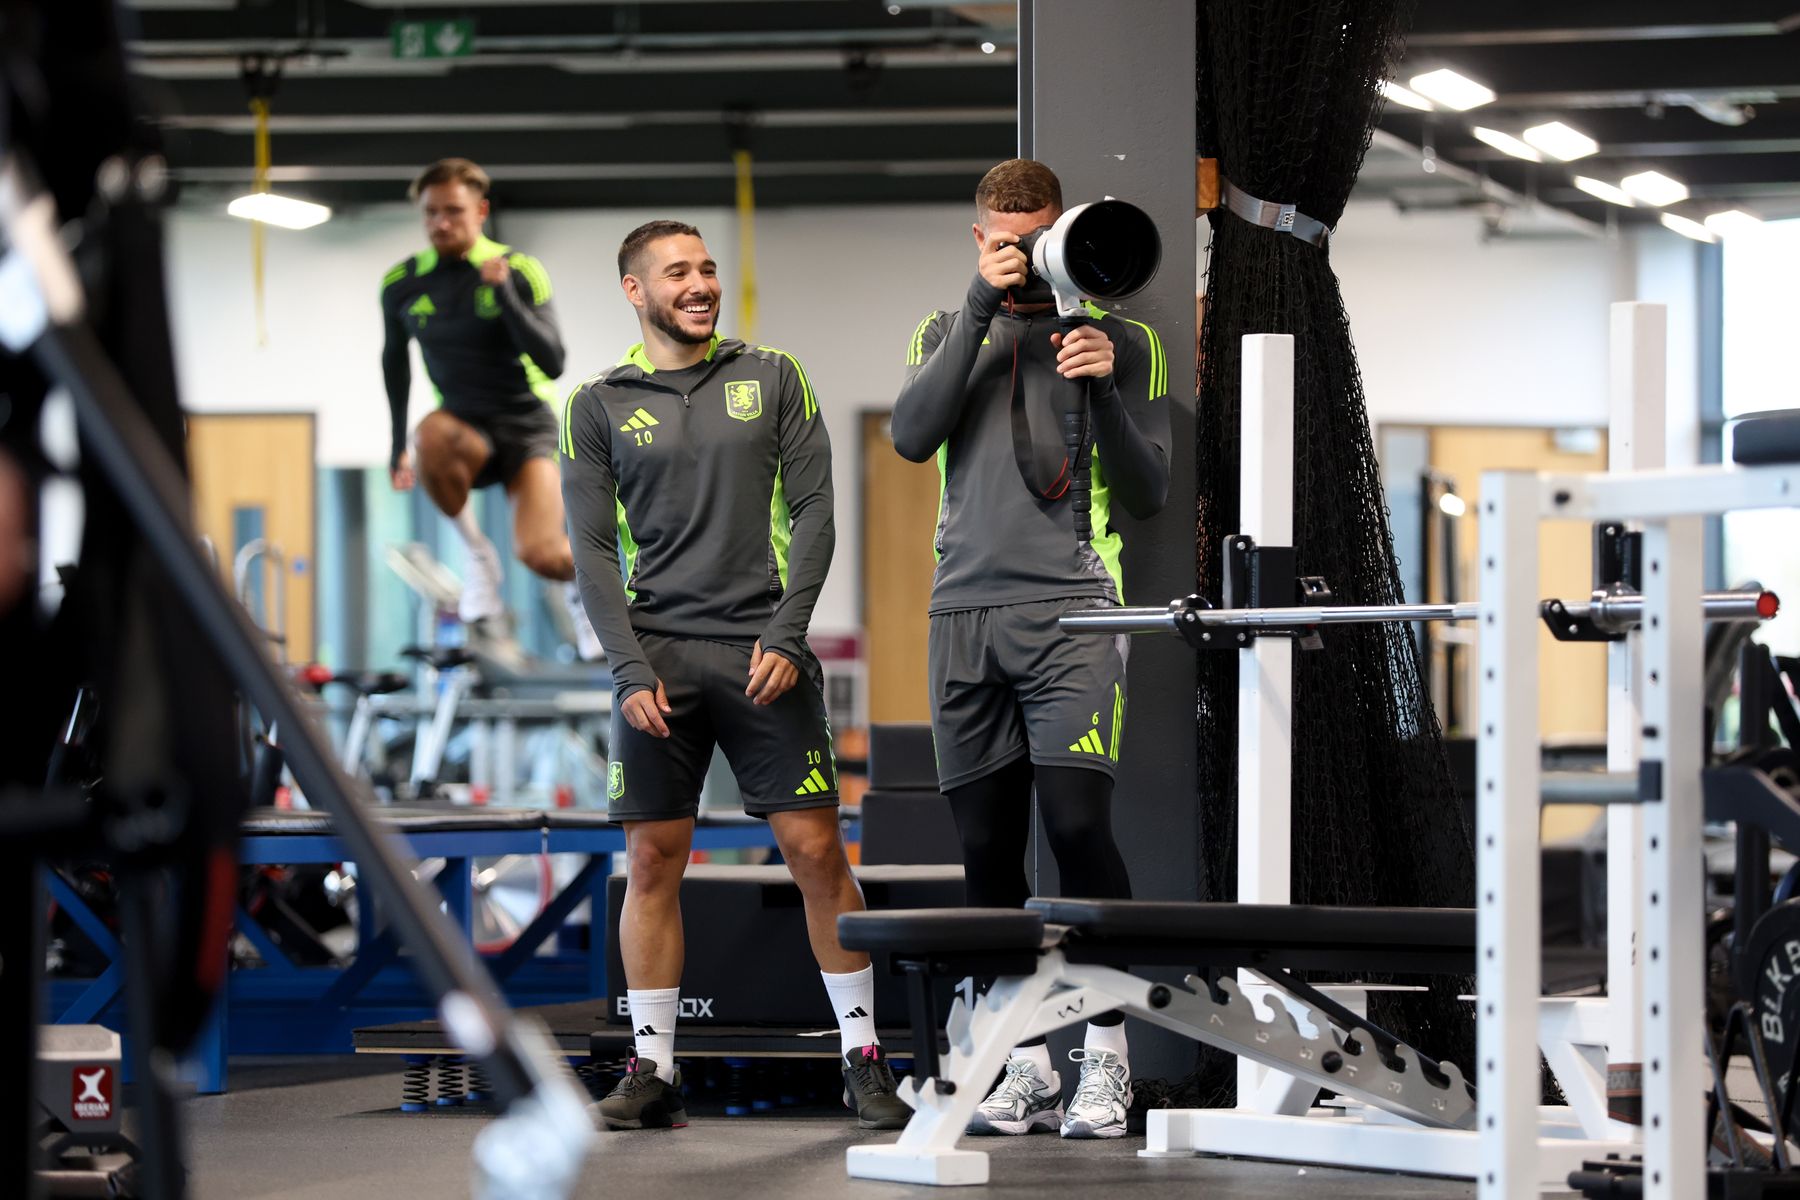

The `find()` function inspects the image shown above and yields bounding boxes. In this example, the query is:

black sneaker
[843,1045,911,1130]
[594,1057,688,1130]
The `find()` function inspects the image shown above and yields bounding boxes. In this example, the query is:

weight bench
[841,899,1621,1187]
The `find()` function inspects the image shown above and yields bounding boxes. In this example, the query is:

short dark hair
[409,158,490,203]
[618,220,704,279]
[975,159,1062,222]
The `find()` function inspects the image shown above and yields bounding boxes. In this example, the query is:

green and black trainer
[594,1057,688,1131]
[843,1044,911,1130]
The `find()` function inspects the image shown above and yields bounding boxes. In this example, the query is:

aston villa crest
[724,380,762,422]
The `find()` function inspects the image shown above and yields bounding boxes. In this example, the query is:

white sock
[626,987,679,1082]
[450,500,484,545]
[820,965,879,1055]
[1011,1041,1055,1085]
[1084,1020,1129,1064]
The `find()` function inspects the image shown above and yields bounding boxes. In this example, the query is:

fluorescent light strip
[1407,68,1495,111]
[1620,170,1688,207]
[1379,79,1433,111]
[1703,209,1763,237]
[1573,176,1635,206]
[227,192,332,229]
[1472,126,1541,162]
[1522,120,1597,162]
[1659,213,1717,243]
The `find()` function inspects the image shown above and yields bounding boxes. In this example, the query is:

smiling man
[561,220,906,1133]
[380,158,596,654]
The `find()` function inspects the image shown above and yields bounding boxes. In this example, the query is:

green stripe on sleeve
[757,346,818,420]
[509,253,553,304]
[907,311,940,365]
[615,498,641,602]
[560,375,603,458]
[1111,315,1166,401]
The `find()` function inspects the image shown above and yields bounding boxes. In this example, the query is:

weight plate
[1736,897,1800,1105]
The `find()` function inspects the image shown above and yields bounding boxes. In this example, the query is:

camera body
[1013,198,1162,319]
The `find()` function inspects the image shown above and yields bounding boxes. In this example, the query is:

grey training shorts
[927,598,1128,791]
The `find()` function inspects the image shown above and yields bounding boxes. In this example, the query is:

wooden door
[1429,424,1607,737]
[862,412,940,723]
[186,413,316,663]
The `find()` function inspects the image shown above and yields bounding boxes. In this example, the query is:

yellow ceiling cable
[249,95,271,345]
[733,147,757,344]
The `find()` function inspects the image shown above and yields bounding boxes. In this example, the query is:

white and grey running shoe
[457,540,506,625]
[1060,1048,1131,1139]
[966,1056,1062,1136]
[563,581,603,661]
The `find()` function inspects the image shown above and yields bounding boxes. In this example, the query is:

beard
[647,295,717,346]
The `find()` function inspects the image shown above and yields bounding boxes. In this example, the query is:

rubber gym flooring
[176,1056,1561,1199]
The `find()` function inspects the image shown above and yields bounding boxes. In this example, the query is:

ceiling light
[227,192,331,230]
[1659,213,1717,243]
[1703,209,1764,237]
[1380,80,1433,111]
[1472,126,1541,162]
[979,41,996,54]
[1522,121,1598,161]
[886,4,902,12]
[1408,68,1495,111]
[1620,170,1688,207]
[1573,176,1635,207]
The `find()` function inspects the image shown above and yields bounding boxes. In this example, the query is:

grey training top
[890,276,1171,613]
[560,334,834,703]
[380,234,565,469]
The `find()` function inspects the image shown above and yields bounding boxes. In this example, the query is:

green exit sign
[391,18,476,60]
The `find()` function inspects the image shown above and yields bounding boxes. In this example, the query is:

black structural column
[1020,0,1200,1080]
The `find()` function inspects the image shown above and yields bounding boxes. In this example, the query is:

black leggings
[946,756,1132,1028]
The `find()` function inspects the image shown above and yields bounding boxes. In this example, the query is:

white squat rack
[1477,341,1800,1198]
[1147,305,1690,1188]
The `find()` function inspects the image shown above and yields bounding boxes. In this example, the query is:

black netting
[1190,0,1475,1105]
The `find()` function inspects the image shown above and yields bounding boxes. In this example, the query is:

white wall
[1722,217,1800,654]
[1333,203,1617,427]
[170,197,1711,636]
[1197,202,1706,446]
[166,202,976,635]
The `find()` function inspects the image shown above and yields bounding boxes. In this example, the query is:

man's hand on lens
[622,680,674,738]
[479,256,512,287]
[1051,325,1115,380]
[390,451,416,491]
[746,640,799,705]
[977,231,1029,293]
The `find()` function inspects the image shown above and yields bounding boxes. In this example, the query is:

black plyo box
[867,723,940,791]
[604,864,964,1026]
[860,789,964,866]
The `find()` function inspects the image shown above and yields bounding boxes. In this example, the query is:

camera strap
[1007,315,1091,505]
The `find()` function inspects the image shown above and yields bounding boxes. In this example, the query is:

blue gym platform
[44,805,794,1093]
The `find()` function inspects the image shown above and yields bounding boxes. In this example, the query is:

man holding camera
[890,159,1170,1139]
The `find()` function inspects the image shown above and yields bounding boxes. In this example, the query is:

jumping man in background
[890,159,1171,1139]
[379,157,597,656]
[562,220,908,1132]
